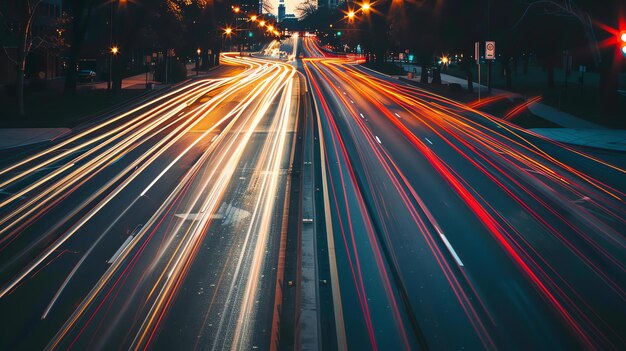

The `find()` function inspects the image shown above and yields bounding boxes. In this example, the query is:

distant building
[0,0,64,84]
[280,16,300,31]
[319,0,342,9]
[277,0,286,22]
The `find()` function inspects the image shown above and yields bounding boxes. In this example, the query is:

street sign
[485,41,496,60]
[475,42,480,63]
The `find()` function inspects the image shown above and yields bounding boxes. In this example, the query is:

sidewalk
[395,64,626,152]
[80,71,162,91]
[0,128,70,149]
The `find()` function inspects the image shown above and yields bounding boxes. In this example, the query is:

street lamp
[250,15,257,21]
[259,20,266,27]
[347,11,355,20]
[109,46,119,90]
[225,27,233,35]
[441,56,449,72]
[361,3,370,12]
[233,6,240,13]
[196,48,201,75]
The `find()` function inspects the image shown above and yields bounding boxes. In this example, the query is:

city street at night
[1,1,625,350]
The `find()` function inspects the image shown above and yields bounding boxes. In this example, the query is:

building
[319,0,341,9]
[0,0,64,85]
[277,0,286,22]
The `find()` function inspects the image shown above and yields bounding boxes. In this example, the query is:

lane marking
[359,113,364,119]
[425,137,433,145]
[312,86,348,351]
[375,136,382,144]
[439,233,464,267]
[394,112,401,118]
[107,235,136,264]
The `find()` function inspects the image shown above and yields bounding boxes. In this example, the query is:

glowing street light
[196,48,201,75]
[267,25,274,31]
[441,56,449,64]
[111,46,119,55]
[259,20,266,27]
[347,11,355,19]
[250,15,257,21]
[225,27,232,35]
[361,3,370,12]
[233,6,240,13]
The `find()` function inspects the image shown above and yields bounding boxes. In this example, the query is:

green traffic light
[337,31,342,36]
[249,32,253,37]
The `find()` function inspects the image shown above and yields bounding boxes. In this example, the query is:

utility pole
[108,2,113,90]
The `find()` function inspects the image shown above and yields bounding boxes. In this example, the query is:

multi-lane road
[0,54,303,350]
[1,37,625,351]
[302,37,625,350]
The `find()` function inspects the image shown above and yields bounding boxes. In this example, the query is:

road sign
[485,41,496,60]
[475,42,480,63]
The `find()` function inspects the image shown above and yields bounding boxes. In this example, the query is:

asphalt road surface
[0,54,302,350]
[302,37,625,350]
[1,36,624,351]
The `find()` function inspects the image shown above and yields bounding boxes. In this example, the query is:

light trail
[302,37,626,350]
[14,53,303,351]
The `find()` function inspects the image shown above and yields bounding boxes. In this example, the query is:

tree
[1,0,45,115]
[295,0,317,19]
[261,0,274,15]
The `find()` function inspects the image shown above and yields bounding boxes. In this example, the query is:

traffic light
[337,31,342,36]
[620,31,626,56]
[248,31,253,37]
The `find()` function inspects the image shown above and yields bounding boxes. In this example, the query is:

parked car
[77,69,96,82]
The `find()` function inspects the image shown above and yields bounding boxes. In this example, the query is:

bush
[170,61,187,83]
[154,60,187,84]
[448,83,462,92]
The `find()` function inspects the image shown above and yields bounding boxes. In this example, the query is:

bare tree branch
[2,46,18,67]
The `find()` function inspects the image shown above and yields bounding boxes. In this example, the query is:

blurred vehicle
[77,70,96,82]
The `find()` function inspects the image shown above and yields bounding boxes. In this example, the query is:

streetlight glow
[362,3,370,11]
[348,11,355,19]
[225,27,232,35]
[250,15,257,21]
[111,46,119,55]
[197,48,201,55]
[259,20,266,27]
[233,6,240,13]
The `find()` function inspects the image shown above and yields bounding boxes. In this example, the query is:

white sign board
[485,41,496,60]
